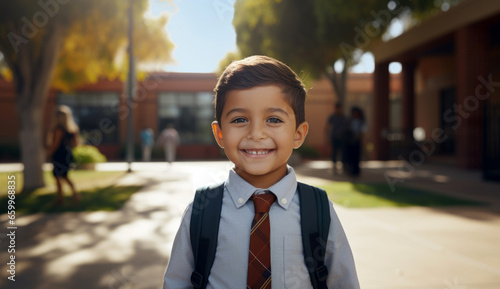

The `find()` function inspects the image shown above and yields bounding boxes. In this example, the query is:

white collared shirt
[163,166,359,289]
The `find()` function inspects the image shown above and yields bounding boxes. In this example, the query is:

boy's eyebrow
[225,107,290,117]
[225,108,247,117]
[268,108,289,116]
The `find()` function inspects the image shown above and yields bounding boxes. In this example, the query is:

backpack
[189,182,331,289]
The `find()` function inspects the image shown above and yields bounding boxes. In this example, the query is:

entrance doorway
[483,103,500,181]
[439,87,457,155]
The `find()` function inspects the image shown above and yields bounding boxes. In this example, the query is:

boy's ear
[212,121,224,148]
[293,121,309,149]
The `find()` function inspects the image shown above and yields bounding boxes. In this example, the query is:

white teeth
[245,150,270,155]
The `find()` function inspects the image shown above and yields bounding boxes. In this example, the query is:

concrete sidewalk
[296,161,500,289]
[0,160,499,288]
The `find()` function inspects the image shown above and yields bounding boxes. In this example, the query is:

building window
[158,92,215,144]
[58,92,120,144]
[389,92,402,131]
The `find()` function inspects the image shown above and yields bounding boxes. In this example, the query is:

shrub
[73,145,107,165]
[0,144,20,161]
[296,145,321,158]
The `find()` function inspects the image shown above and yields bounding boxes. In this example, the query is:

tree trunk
[18,103,45,190]
[11,24,66,191]
[325,62,348,104]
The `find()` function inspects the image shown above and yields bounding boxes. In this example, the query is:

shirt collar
[225,165,297,210]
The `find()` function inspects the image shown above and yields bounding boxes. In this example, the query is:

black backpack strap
[189,183,225,289]
[298,182,331,289]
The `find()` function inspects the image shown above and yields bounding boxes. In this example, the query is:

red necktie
[247,192,276,289]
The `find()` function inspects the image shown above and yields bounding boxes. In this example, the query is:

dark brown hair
[214,55,306,128]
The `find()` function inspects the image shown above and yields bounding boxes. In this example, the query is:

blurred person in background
[140,126,155,162]
[325,102,349,174]
[158,123,180,163]
[46,105,80,206]
[343,106,366,177]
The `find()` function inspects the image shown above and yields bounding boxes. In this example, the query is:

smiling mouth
[242,149,275,155]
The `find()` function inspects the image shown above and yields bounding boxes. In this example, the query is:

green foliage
[0,185,142,214]
[321,182,483,208]
[0,170,137,213]
[118,144,143,160]
[216,51,242,75]
[73,145,107,165]
[0,170,125,195]
[0,144,20,160]
[0,1,175,190]
[296,145,321,159]
[233,0,393,78]
[230,0,464,100]
[0,0,174,90]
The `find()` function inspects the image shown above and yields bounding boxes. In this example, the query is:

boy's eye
[267,117,283,123]
[230,117,247,123]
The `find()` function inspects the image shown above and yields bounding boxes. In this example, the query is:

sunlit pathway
[0,161,499,289]
[0,161,232,289]
[298,161,500,289]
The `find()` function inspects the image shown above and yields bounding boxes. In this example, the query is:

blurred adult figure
[325,102,349,174]
[46,105,80,205]
[159,124,180,163]
[140,127,154,162]
[344,106,366,177]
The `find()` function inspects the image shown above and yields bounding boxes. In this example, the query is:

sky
[147,0,402,74]
[148,0,237,73]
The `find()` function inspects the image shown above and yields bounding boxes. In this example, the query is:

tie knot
[251,193,276,214]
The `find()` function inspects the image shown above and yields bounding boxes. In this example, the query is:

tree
[0,0,173,190]
[231,0,458,102]
[216,50,241,75]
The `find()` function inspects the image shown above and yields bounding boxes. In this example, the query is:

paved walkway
[0,161,499,289]
[296,161,500,289]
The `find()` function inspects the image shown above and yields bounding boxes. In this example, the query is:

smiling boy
[212,84,307,189]
[163,56,359,289]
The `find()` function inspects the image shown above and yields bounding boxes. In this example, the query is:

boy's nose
[247,122,267,140]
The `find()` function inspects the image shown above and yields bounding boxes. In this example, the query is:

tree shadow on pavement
[0,185,143,215]
[0,199,177,289]
[294,161,500,221]
[320,182,484,208]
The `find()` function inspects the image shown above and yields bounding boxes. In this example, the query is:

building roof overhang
[372,0,500,64]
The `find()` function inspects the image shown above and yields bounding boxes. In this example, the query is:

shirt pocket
[283,235,313,289]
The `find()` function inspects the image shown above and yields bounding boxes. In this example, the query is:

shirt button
[238,198,244,204]
[281,198,287,204]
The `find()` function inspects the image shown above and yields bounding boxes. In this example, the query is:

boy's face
[212,85,308,188]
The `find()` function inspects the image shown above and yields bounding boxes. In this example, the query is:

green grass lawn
[320,182,484,208]
[0,170,143,214]
[0,170,125,194]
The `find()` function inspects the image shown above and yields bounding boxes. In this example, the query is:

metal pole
[126,0,135,172]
